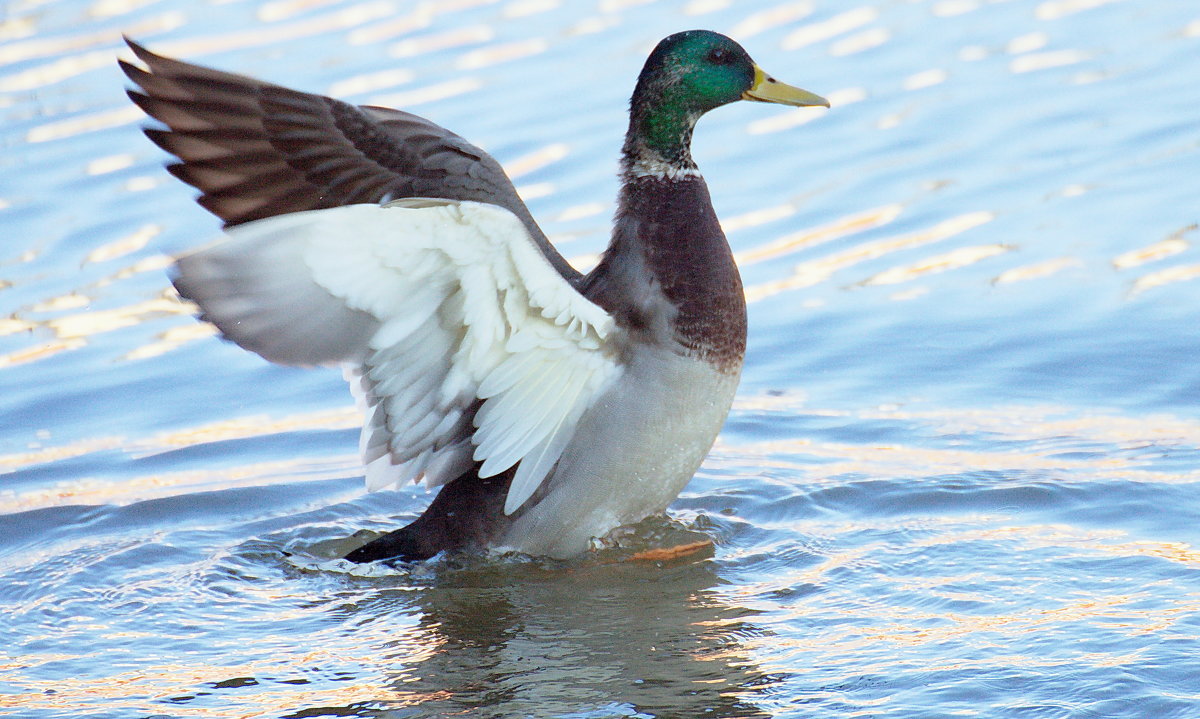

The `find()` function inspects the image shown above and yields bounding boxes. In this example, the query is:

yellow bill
[742,65,830,108]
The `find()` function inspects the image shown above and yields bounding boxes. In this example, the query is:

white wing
[173,199,622,515]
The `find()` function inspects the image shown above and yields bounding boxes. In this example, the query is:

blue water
[3,0,1200,717]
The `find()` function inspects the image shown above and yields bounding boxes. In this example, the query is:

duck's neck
[620,91,702,180]
[585,172,747,372]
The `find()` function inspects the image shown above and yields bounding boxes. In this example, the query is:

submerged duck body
[121,30,827,561]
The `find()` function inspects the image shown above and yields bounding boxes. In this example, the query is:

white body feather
[174,200,622,516]
[497,343,739,558]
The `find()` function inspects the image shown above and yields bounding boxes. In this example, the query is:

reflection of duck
[344,559,773,718]
[121,31,827,563]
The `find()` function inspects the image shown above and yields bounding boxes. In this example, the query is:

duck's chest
[584,175,747,372]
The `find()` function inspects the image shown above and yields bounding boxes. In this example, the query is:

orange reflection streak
[369,77,483,108]
[744,523,1200,672]
[0,599,452,716]
[0,408,364,512]
[744,210,994,302]
[0,657,441,717]
[831,27,891,57]
[84,225,160,265]
[0,452,363,514]
[720,431,1200,488]
[0,15,181,66]
[916,524,1200,570]
[2,307,39,331]
[993,256,1080,284]
[17,2,398,130]
[502,142,570,179]
[346,8,431,45]
[783,7,879,50]
[326,67,415,97]
[122,322,217,361]
[728,2,816,39]
[8,392,1198,514]
[0,436,128,474]
[1130,263,1200,296]
[46,296,190,339]
[734,203,903,267]
[257,0,347,23]
[25,105,145,143]
[0,454,363,514]
[138,408,359,453]
[389,25,493,58]
[835,593,1194,652]
[732,395,1200,457]
[4,243,199,363]
[0,338,87,367]
[455,37,549,69]
[863,244,1011,286]
[1112,223,1193,270]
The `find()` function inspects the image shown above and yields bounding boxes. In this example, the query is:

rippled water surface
[3,0,1200,717]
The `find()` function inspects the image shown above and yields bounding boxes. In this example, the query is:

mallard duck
[121,30,827,562]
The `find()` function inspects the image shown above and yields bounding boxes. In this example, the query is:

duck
[120,30,828,563]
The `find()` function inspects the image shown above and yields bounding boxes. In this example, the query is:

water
[3,0,1200,716]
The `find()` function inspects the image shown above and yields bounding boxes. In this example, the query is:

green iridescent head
[625,30,828,173]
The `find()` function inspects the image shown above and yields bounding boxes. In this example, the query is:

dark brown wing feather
[120,37,580,281]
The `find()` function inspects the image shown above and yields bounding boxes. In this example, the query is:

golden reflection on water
[729,395,1200,480]
[0,337,87,367]
[121,321,216,361]
[919,524,1200,569]
[862,243,1011,286]
[0,453,361,513]
[2,558,772,718]
[455,37,548,69]
[1112,225,1192,269]
[781,589,1197,654]
[1010,49,1091,74]
[346,7,430,45]
[0,656,429,717]
[993,256,1080,284]
[1129,263,1200,297]
[370,75,483,107]
[388,24,492,57]
[505,0,561,20]
[783,7,878,50]
[743,210,994,302]
[736,515,1200,683]
[734,203,902,266]
[502,142,570,179]
[6,384,1197,518]
[25,105,145,143]
[84,224,160,264]
[0,408,362,512]
[258,0,350,23]
[43,295,188,339]
[1007,30,1049,54]
[903,67,948,90]
[325,66,414,97]
[728,1,815,39]
[830,26,890,57]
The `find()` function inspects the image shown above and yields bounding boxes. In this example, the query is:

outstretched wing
[119,37,580,282]
[173,200,621,515]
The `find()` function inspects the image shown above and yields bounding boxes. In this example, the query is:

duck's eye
[706,47,731,65]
